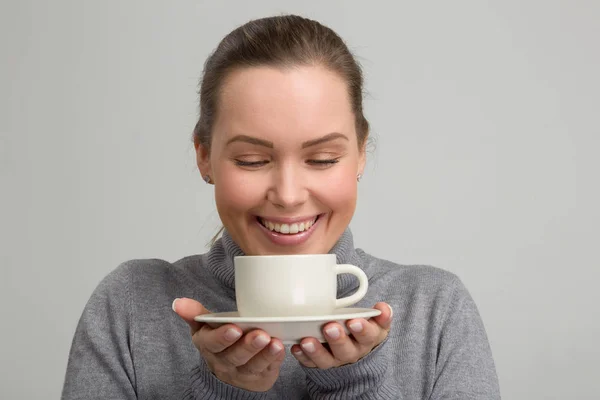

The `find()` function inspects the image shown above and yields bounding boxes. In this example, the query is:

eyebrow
[301,132,348,148]
[226,132,348,148]
[226,135,274,148]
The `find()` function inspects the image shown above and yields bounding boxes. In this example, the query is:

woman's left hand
[291,302,393,369]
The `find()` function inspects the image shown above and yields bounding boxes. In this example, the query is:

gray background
[1,1,598,399]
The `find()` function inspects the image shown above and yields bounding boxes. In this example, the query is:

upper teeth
[260,217,317,234]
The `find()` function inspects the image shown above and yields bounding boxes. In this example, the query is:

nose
[267,163,308,209]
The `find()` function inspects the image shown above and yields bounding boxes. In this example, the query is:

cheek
[314,168,358,213]
[214,168,265,215]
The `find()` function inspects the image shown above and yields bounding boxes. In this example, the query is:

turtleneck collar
[205,228,368,297]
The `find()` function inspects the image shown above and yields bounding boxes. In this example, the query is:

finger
[172,297,211,334]
[238,338,285,375]
[219,330,272,367]
[298,338,337,369]
[267,353,287,372]
[346,318,380,346]
[195,323,243,354]
[291,344,317,368]
[323,323,361,364]
[371,302,393,331]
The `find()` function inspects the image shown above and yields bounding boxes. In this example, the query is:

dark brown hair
[193,14,369,151]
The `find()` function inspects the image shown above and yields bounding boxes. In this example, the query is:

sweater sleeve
[183,362,271,399]
[62,262,275,400]
[301,336,400,399]
[61,263,137,399]
[429,277,501,399]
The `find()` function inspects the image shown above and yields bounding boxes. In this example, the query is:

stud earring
[203,175,212,184]
[357,173,362,182]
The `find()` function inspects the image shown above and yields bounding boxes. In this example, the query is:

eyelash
[308,159,339,166]
[234,159,340,168]
[234,160,268,167]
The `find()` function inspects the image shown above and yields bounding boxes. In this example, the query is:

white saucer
[194,308,382,345]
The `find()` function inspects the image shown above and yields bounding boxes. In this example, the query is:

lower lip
[255,216,322,246]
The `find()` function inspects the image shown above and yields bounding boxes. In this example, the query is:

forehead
[214,66,355,144]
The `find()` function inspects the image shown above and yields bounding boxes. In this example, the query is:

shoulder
[358,250,472,310]
[358,250,481,335]
[360,250,461,291]
[94,255,206,298]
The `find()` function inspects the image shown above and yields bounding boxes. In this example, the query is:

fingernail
[269,342,283,355]
[301,342,316,353]
[349,321,363,333]
[171,298,180,312]
[293,349,303,356]
[325,326,340,340]
[253,334,270,349]
[388,304,394,319]
[224,328,242,341]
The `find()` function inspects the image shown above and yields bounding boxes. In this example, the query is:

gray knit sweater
[61,229,501,399]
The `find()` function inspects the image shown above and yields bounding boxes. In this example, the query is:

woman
[62,15,500,399]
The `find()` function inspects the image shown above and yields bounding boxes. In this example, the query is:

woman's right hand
[173,297,285,392]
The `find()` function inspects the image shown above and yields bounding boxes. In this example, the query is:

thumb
[172,297,211,334]
[372,302,393,331]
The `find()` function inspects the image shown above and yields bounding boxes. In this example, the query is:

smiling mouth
[257,215,320,234]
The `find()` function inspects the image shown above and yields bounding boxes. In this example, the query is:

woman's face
[196,66,366,255]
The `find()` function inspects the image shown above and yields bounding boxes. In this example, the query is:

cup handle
[334,264,369,309]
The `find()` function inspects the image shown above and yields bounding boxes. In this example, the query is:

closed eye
[234,160,269,168]
[307,159,340,168]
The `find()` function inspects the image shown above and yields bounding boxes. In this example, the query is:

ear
[194,141,212,183]
[358,137,368,176]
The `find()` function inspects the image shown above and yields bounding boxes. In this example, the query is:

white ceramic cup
[234,254,369,317]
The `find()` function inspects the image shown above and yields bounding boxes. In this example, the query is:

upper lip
[257,215,321,224]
